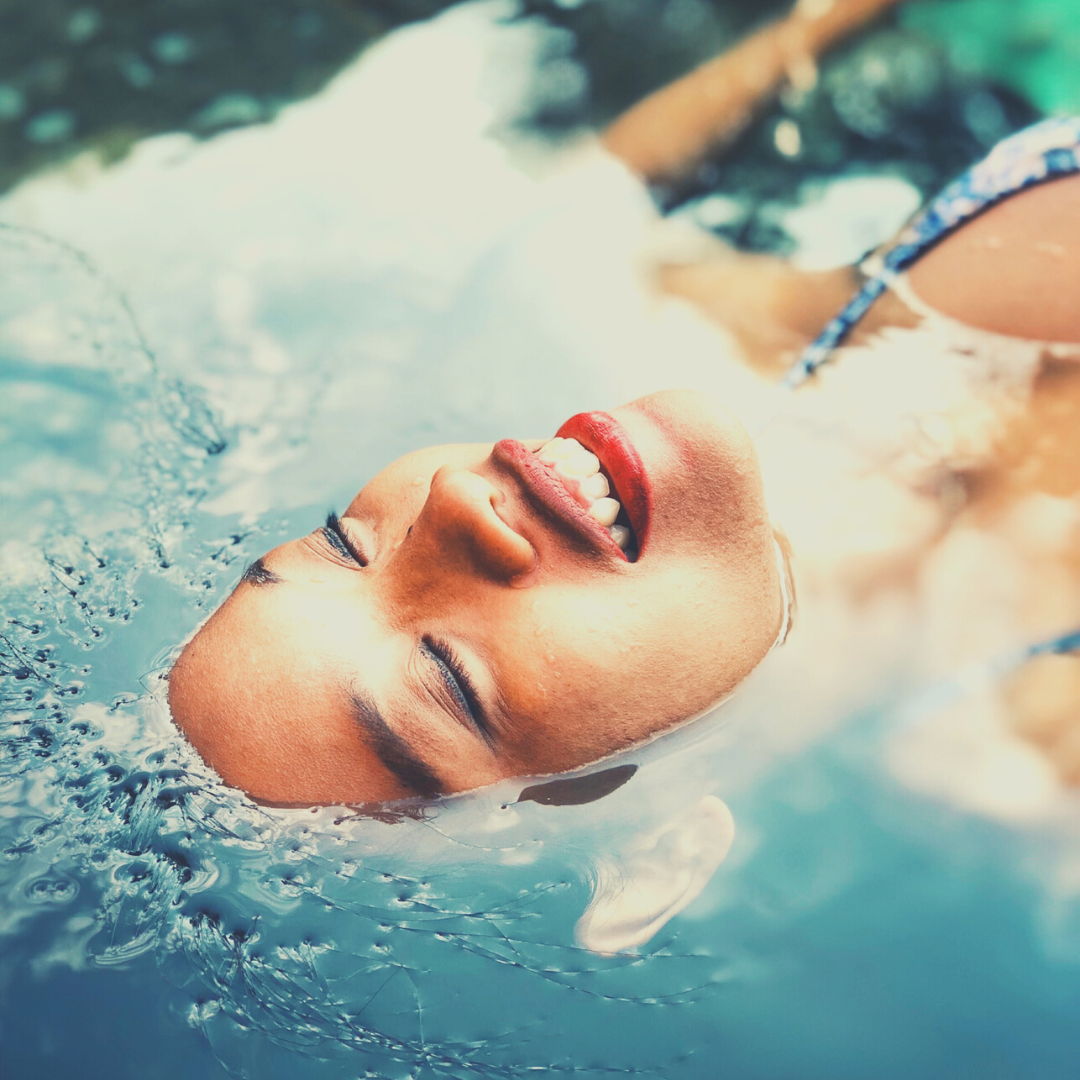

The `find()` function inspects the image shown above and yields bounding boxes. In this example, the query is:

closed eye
[320,511,367,567]
[420,636,494,747]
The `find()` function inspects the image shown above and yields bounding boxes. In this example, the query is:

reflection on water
[3,3,1080,1078]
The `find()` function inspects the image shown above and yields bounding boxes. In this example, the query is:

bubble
[24,873,79,905]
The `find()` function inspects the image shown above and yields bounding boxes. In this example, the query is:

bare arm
[603,0,906,186]
[600,0,908,370]
[657,255,865,375]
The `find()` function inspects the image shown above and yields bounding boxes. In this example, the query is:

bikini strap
[785,116,1080,389]
[897,624,1080,731]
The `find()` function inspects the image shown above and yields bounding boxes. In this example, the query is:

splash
[0,223,725,1079]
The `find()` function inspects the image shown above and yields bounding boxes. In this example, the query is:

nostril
[423,467,537,581]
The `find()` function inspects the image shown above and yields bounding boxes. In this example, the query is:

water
[3,3,1080,1077]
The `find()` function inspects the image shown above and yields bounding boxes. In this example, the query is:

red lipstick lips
[491,411,652,563]
[492,439,619,557]
[556,411,651,551]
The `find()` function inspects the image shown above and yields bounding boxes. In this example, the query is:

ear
[575,795,735,954]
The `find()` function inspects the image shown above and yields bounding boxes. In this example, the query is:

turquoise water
[3,4,1080,1077]
[903,0,1080,116]
[6,728,1080,1079]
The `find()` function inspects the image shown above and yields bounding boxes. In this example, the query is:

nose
[406,466,537,583]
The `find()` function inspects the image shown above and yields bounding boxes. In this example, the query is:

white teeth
[538,437,579,463]
[609,524,631,551]
[536,437,635,553]
[589,497,621,527]
[580,472,610,500]
[561,449,600,478]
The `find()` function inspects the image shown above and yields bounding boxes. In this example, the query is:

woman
[169,0,1080,805]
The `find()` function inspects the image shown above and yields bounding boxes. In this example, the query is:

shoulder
[908,172,1080,344]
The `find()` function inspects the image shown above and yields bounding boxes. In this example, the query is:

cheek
[517,591,672,716]
[663,466,768,561]
[564,572,751,708]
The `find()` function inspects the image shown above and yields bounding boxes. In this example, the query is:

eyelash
[317,517,487,742]
[321,511,367,567]
[421,636,491,743]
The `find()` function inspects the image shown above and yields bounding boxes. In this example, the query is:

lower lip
[556,411,651,550]
[491,439,628,559]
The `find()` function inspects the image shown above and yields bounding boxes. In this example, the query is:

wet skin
[168,390,784,806]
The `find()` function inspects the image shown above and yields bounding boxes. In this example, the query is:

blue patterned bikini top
[783,116,1080,680]
[786,116,1080,389]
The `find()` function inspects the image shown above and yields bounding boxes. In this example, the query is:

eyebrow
[240,557,282,587]
[244,546,445,798]
[348,690,444,799]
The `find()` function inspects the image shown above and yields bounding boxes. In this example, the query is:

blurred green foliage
[1,0,1072,208]
[902,0,1080,114]
[0,0,448,195]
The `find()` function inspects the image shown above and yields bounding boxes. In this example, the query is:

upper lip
[491,411,651,563]
[557,411,651,548]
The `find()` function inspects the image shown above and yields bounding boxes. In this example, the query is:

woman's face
[168,390,783,806]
